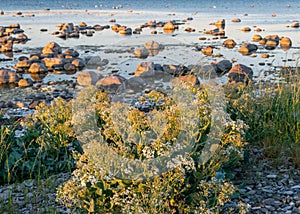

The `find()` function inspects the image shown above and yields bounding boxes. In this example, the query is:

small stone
[291,185,300,189]
[267,174,277,179]
[283,191,294,195]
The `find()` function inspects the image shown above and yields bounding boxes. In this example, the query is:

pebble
[267,174,277,179]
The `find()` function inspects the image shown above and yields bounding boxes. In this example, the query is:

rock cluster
[53,22,110,39]
[14,42,85,74]
[251,34,292,51]
[0,24,29,53]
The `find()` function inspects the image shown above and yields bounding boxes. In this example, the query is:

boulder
[174,74,200,86]
[204,28,225,36]
[42,42,61,55]
[14,60,32,71]
[43,57,65,69]
[163,22,175,31]
[79,22,87,27]
[134,48,149,59]
[63,63,76,72]
[0,41,13,52]
[192,64,218,80]
[119,27,132,35]
[214,60,232,74]
[135,62,154,76]
[86,56,102,69]
[232,18,241,22]
[252,34,262,42]
[77,71,102,86]
[228,64,253,84]
[30,73,47,81]
[28,62,48,73]
[18,78,33,88]
[223,39,236,49]
[201,46,213,56]
[0,69,20,84]
[162,64,189,76]
[291,22,299,28]
[238,43,258,55]
[63,48,79,58]
[71,58,85,69]
[96,75,126,86]
[214,19,225,28]
[111,24,121,32]
[241,27,251,32]
[262,35,279,50]
[280,37,292,50]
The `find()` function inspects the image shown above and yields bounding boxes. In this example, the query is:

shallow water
[0,2,299,87]
[1,0,300,14]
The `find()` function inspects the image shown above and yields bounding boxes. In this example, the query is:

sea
[1,0,300,15]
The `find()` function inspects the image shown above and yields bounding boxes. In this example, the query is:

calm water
[1,0,300,14]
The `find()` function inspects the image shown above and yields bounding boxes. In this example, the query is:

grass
[227,67,300,166]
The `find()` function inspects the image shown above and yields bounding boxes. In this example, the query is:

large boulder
[42,42,62,55]
[96,75,126,92]
[18,78,33,88]
[163,22,175,31]
[228,64,253,84]
[14,60,32,71]
[85,56,102,69]
[213,60,232,74]
[135,62,154,76]
[71,58,85,69]
[43,57,65,69]
[28,62,48,73]
[0,69,20,84]
[77,71,102,86]
[238,43,258,55]
[223,39,236,49]
[280,37,292,50]
[263,35,279,50]
[201,46,213,56]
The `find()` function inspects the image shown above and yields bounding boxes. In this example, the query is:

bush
[0,98,82,184]
[57,83,248,213]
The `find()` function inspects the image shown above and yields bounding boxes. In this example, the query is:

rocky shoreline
[1,8,300,213]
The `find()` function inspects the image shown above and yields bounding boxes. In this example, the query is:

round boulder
[223,39,236,49]
[96,75,126,86]
[280,37,292,50]
[77,71,102,86]
[228,64,253,84]
[18,78,33,88]
[42,42,62,55]
[28,62,48,73]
